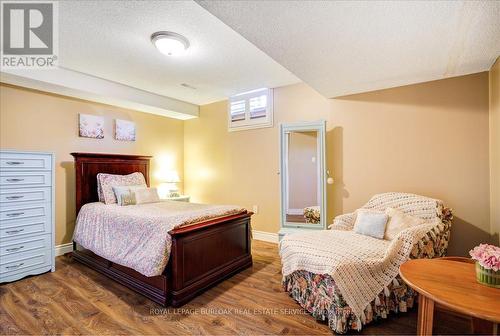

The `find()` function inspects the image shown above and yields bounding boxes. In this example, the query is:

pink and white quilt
[73,200,245,276]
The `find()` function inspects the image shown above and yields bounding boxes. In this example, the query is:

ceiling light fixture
[151,31,190,57]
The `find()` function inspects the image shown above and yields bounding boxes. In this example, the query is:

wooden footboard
[169,212,253,307]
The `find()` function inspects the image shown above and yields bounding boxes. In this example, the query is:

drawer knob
[6,195,24,200]
[6,246,24,252]
[6,229,24,234]
[6,212,24,217]
[6,178,25,182]
[6,161,24,165]
[5,263,24,269]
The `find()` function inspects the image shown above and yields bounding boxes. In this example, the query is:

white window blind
[228,88,273,131]
[249,94,267,119]
[230,100,246,122]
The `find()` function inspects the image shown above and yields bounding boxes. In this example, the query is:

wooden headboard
[71,153,152,213]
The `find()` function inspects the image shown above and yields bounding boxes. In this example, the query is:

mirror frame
[279,120,327,232]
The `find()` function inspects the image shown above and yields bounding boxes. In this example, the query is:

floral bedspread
[73,200,245,276]
[283,207,452,334]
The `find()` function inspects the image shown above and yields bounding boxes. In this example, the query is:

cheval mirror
[279,120,327,240]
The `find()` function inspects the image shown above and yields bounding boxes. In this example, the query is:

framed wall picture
[79,114,104,139]
[115,119,136,141]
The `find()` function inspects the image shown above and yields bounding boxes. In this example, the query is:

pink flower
[469,243,500,271]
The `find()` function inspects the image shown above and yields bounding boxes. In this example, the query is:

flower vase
[475,262,500,288]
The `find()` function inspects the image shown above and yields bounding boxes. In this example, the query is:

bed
[70,152,253,307]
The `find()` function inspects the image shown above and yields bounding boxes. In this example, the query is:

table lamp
[164,171,181,197]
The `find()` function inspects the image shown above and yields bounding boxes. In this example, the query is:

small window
[228,88,273,131]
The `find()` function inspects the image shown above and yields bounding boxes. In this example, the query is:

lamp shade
[163,171,180,183]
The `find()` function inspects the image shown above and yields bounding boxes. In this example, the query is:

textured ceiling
[59,0,299,105]
[197,0,500,98]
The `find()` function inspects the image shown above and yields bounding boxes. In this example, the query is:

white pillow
[353,209,388,239]
[384,207,425,240]
[112,185,146,206]
[134,188,160,204]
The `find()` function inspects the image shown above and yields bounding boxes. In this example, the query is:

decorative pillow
[97,178,104,202]
[134,187,160,204]
[384,207,426,240]
[112,185,146,206]
[353,209,388,239]
[97,172,146,204]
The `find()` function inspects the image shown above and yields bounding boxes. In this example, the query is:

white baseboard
[252,230,279,244]
[286,208,303,215]
[55,242,73,257]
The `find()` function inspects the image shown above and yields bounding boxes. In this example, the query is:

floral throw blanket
[73,201,245,276]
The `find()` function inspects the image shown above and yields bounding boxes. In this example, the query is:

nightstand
[164,195,190,202]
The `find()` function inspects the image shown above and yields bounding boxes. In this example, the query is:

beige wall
[490,58,500,244]
[1,71,495,254]
[0,84,184,245]
[185,72,493,255]
[288,131,318,210]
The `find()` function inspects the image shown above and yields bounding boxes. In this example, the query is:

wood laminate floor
[0,240,472,335]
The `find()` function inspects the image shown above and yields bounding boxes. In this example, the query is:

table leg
[417,295,434,336]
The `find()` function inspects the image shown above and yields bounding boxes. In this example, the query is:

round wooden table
[400,258,500,335]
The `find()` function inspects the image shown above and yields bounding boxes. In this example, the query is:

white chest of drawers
[0,150,55,283]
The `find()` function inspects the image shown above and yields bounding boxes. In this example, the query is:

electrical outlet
[252,205,259,214]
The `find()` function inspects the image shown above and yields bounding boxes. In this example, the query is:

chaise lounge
[280,192,453,334]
